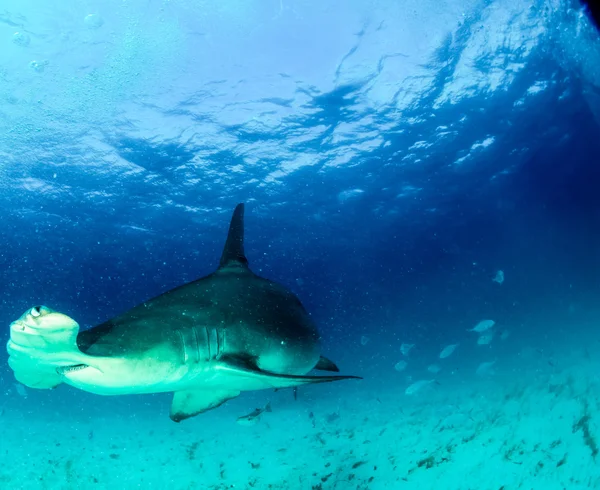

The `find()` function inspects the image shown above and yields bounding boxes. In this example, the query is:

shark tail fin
[219,203,249,269]
[264,401,272,413]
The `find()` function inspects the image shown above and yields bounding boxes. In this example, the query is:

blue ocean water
[1,1,600,489]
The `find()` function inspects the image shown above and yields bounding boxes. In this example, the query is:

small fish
[400,343,415,356]
[236,402,272,426]
[439,343,459,359]
[492,270,504,284]
[360,335,370,346]
[427,364,441,374]
[477,331,494,345]
[469,320,495,333]
[476,360,496,376]
[500,329,510,341]
[405,379,435,395]
[394,360,408,372]
[14,383,27,398]
[326,412,340,424]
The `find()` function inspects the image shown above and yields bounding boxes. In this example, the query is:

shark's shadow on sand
[7,203,360,422]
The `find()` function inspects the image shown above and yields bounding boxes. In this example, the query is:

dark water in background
[0,0,599,417]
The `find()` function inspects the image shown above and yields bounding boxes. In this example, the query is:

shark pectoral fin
[315,355,340,372]
[170,389,240,423]
[217,357,362,390]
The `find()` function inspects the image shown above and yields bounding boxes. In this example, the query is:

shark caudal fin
[219,203,249,269]
[7,306,88,389]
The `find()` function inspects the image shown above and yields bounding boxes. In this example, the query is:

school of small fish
[356,267,510,396]
[388,314,504,396]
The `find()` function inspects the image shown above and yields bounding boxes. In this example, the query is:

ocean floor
[1,339,599,489]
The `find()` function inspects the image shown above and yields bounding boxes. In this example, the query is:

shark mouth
[57,364,89,375]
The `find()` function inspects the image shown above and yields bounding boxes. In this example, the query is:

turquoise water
[1,1,600,488]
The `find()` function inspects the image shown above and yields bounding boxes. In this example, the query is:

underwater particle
[400,343,415,356]
[394,360,408,372]
[84,13,104,29]
[500,330,510,341]
[13,32,31,47]
[469,319,495,332]
[29,60,49,73]
[405,379,434,395]
[477,331,494,345]
[476,360,496,376]
[427,364,441,374]
[360,335,370,346]
[492,270,504,284]
[439,343,459,359]
[295,278,304,286]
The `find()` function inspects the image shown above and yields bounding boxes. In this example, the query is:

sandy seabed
[1,341,599,490]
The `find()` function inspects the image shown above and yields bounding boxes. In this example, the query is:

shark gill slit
[203,326,211,361]
[191,325,201,364]
[215,328,223,359]
[207,327,219,361]
[177,330,189,364]
[178,327,204,364]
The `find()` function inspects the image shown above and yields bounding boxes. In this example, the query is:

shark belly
[62,328,191,395]
[61,355,187,395]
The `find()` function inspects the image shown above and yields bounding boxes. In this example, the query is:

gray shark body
[7,204,359,421]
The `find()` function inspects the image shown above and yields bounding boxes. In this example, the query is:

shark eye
[30,306,42,318]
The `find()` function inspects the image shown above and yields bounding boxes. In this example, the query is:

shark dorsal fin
[219,203,249,269]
